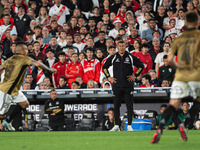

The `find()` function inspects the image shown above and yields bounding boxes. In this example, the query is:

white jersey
[73,43,86,53]
[176,19,185,30]
[108,28,119,39]
[154,52,169,67]
[49,4,70,26]
[164,27,180,38]
[0,25,17,40]
[163,17,178,25]
[57,38,67,48]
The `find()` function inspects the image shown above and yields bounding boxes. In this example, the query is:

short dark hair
[58,51,66,57]
[85,47,94,53]
[26,73,32,78]
[108,108,114,112]
[160,104,167,108]
[186,11,199,23]
[72,81,79,86]
[142,74,151,81]
[141,43,149,49]
[32,41,40,46]
[109,45,116,49]
[98,31,105,35]
[50,89,56,93]
[3,14,10,17]
[59,76,67,81]
[36,35,43,40]
[34,25,42,30]
[163,55,168,59]
[117,40,125,45]
[182,101,189,106]
[163,42,170,47]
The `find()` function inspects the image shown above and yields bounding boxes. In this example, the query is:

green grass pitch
[0,130,199,150]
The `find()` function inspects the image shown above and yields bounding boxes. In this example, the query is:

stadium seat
[143,110,158,130]
[77,111,96,131]
[64,112,76,131]
[35,113,51,131]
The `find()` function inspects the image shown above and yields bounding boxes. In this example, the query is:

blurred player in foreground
[0,42,56,131]
[152,11,200,143]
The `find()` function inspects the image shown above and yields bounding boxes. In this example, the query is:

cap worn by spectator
[113,17,122,24]
[27,30,34,35]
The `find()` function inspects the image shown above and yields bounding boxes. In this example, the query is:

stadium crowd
[0,0,199,89]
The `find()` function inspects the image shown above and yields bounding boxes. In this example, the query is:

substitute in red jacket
[53,51,68,88]
[66,53,83,88]
[81,48,101,84]
[134,43,152,75]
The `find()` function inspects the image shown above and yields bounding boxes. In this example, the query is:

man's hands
[0,123,3,130]
[108,77,117,83]
[25,121,28,128]
[127,74,136,82]
[50,68,57,73]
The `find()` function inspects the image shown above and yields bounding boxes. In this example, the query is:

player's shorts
[170,81,200,99]
[0,90,27,115]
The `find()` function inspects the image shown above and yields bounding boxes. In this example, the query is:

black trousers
[50,122,65,131]
[112,87,133,125]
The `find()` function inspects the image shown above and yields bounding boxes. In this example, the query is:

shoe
[2,120,15,131]
[178,123,187,141]
[151,129,162,144]
[127,125,133,131]
[110,125,120,131]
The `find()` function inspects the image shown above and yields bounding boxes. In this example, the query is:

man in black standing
[44,89,65,131]
[103,41,144,131]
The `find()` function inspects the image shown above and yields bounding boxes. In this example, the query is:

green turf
[0,130,199,150]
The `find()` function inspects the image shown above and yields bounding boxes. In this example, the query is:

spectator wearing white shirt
[57,30,67,48]
[73,33,85,53]
[155,42,170,75]
[108,17,122,39]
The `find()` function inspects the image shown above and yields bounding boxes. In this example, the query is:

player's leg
[152,81,188,143]
[110,87,122,131]
[124,88,134,131]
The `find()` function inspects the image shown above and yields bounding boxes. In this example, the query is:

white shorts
[170,81,200,99]
[0,90,27,115]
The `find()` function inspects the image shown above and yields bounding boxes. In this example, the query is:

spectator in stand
[103,81,111,88]
[140,74,156,88]
[27,8,35,20]
[126,19,138,35]
[161,80,170,87]
[79,26,88,40]
[148,37,163,69]
[32,58,46,86]
[139,11,151,34]
[48,0,70,26]
[36,35,49,54]
[155,6,167,33]
[73,33,85,53]
[78,52,86,61]
[155,42,170,74]
[67,16,80,37]
[163,7,178,31]
[71,81,80,89]
[38,81,48,90]
[75,76,87,89]
[116,4,127,24]
[130,39,141,55]
[128,27,141,46]
[176,9,185,30]
[56,76,70,89]
[33,41,47,61]
[77,17,87,28]
[135,4,148,26]
[102,12,114,31]
[108,16,122,39]
[158,55,175,84]
[48,20,63,36]
[14,5,31,39]
[57,30,67,48]
[43,77,54,89]
[178,102,190,124]
[45,36,62,56]
[0,7,14,25]
[92,6,102,24]
[82,37,96,53]
[25,30,34,44]
[105,38,114,55]
[141,18,163,42]
[87,79,98,89]
[95,31,107,55]
[148,69,160,87]
[0,14,17,42]
[66,53,83,88]
[36,6,50,27]
[110,0,122,15]
[42,27,52,44]
[134,43,152,75]
[62,34,79,55]
[102,108,115,131]
[81,47,101,84]
[52,51,68,88]
[164,19,180,38]
[87,17,97,37]
[101,0,110,15]
[22,82,31,90]
[32,25,42,41]
[63,22,70,32]
[95,48,105,63]
[125,0,140,14]
[24,73,35,89]
[12,0,28,14]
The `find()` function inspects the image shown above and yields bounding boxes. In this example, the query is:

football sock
[172,110,181,128]
[184,101,200,127]
[159,105,176,130]
[6,105,22,123]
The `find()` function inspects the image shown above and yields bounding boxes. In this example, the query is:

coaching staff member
[103,40,144,131]
[44,89,65,131]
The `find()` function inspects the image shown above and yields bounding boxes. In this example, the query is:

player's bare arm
[167,54,178,69]
[30,60,57,73]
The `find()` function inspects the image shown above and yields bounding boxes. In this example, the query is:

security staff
[103,40,144,131]
[44,89,65,131]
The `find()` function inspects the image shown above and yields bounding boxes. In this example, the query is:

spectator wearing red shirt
[134,43,152,75]
[67,16,80,37]
[12,0,28,14]
[81,48,101,84]
[52,51,68,88]
[124,0,140,14]
[140,74,156,88]
[33,41,47,61]
[116,4,127,23]
[0,8,15,25]
[36,35,49,54]
[130,39,141,56]
[66,53,83,88]
[128,27,141,45]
